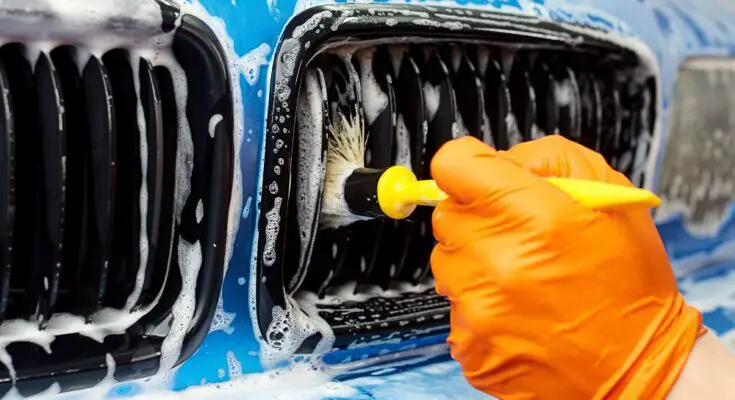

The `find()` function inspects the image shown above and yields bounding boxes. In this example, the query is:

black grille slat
[33,52,67,324]
[52,47,88,315]
[348,48,390,286]
[140,66,178,308]
[136,58,164,309]
[392,51,425,282]
[2,45,35,321]
[600,80,623,165]
[403,50,457,284]
[509,56,537,141]
[304,55,360,296]
[578,71,602,150]
[287,68,329,294]
[66,55,115,316]
[531,58,559,136]
[484,53,511,150]
[0,60,13,321]
[103,50,141,310]
[555,64,582,142]
[450,47,485,140]
[355,47,403,286]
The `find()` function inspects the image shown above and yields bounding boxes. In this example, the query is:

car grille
[257,4,656,361]
[0,6,232,396]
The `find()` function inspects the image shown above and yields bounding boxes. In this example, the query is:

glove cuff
[598,294,704,400]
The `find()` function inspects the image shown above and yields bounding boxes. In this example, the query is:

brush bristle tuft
[320,107,370,229]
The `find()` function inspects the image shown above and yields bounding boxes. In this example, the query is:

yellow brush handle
[409,178,661,210]
[377,165,661,220]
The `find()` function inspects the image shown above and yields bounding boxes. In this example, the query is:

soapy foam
[159,238,202,372]
[260,296,334,368]
[292,69,326,289]
[262,197,282,267]
[234,43,271,86]
[125,51,151,311]
[293,10,333,39]
[357,48,389,126]
[196,199,204,224]
[395,114,412,168]
[242,196,253,219]
[178,0,249,288]
[209,296,236,335]
[209,114,223,138]
[422,82,441,123]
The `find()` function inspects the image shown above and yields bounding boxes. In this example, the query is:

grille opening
[0,12,233,395]
[290,43,655,347]
[257,5,656,360]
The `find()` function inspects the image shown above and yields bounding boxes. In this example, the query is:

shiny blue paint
[131,0,735,395]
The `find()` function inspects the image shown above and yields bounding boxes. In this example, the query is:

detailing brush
[320,110,662,226]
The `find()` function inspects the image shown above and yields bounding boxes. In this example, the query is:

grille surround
[0,7,233,396]
[257,4,657,360]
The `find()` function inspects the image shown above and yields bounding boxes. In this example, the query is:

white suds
[234,43,271,86]
[357,48,389,126]
[262,197,283,267]
[395,115,412,168]
[196,199,204,224]
[506,112,523,146]
[260,297,334,368]
[555,79,573,106]
[293,11,333,39]
[124,51,150,312]
[293,69,327,289]
[159,238,202,372]
[423,82,441,122]
[209,114,223,138]
[226,351,243,379]
[209,297,236,335]
[242,196,253,219]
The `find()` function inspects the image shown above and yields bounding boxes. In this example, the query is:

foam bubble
[357,48,389,126]
[242,196,253,219]
[262,197,283,267]
[209,114,224,138]
[423,82,441,122]
[209,297,236,335]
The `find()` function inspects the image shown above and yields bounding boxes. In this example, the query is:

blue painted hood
[88,0,735,398]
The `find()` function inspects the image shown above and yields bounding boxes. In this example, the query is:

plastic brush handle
[376,165,661,220]
[409,178,661,210]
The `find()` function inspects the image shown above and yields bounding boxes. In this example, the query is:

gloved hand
[430,135,706,399]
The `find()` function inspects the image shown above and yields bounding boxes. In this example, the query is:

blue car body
[8,0,735,398]
[179,0,735,391]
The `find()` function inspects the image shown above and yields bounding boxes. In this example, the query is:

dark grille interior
[288,44,655,346]
[1,44,174,322]
[0,12,233,396]
[256,4,656,358]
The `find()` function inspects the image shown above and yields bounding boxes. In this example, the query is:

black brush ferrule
[344,168,386,218]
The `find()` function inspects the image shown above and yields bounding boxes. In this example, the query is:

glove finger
[431,136,567,209]
[505,135,632,187]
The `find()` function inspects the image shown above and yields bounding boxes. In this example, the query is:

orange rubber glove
[430,135,706,400]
